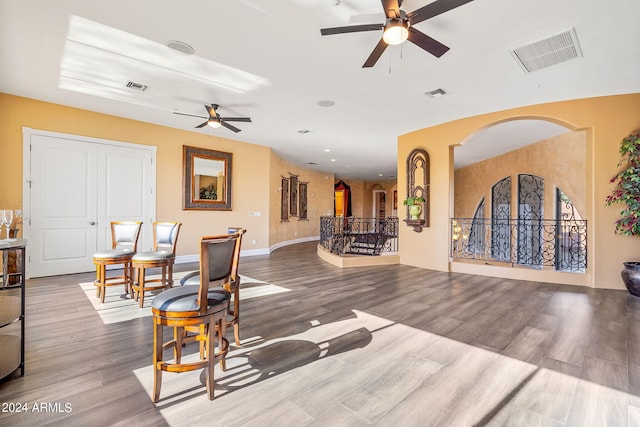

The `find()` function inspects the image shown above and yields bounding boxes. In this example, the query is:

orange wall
[0,93,323,257]
[398,93,640,290]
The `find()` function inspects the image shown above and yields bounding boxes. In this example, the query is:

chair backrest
[197,233,241,312]
[227,228,246,283]
[153,222,182,254]
[111,221,143,251]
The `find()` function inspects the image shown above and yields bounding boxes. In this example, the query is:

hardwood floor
[2,241,640,426]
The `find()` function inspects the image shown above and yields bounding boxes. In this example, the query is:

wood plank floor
[2,241,640,426]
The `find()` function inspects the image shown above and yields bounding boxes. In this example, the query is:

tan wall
[0,93,323,257]
[268,151,334,247]
[454,131,587,219]
[398,93,640,290]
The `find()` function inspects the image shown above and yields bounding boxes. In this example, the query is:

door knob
[89,221,96,225]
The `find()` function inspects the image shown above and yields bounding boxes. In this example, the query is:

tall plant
[606,132,640,235]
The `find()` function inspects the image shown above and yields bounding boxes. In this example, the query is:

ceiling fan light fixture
[383,20,409,45]
[207,119,221,128]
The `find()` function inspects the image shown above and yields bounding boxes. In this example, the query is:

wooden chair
[151,233,240,402]
[92,221,142,303]
[181,227,246,345]
[131,222,182,308]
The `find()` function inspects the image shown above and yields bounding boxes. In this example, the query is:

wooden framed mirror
[183,145,232,210]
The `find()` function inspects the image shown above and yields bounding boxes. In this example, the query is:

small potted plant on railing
[605,131,640,296]
[403,196,426,220]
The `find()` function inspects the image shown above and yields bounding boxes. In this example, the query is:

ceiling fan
[320,0,474,68]
[173,104,251,133]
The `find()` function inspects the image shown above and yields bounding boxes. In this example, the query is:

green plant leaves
[607,133,640,235]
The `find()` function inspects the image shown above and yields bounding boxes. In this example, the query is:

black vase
[621,262,640,297]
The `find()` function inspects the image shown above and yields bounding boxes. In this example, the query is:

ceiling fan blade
[321,23,384,36]
[407,27,450,58]
[205,104,219,119]
[381,0,400,18]
[407,0,474,25]
[220,117,252,123]
[220,121,242,133]
[195,121,209,128]
[173,112,207,119]
[363,38,388,68]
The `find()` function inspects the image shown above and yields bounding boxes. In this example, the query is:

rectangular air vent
[510,28,583,73]
[125,81,148,91]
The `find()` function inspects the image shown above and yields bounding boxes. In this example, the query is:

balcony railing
[450,218,587,273]
[320,216,398,256]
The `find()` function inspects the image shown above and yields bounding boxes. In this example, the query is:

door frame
[22,127,157,278]
[372,190,386,219]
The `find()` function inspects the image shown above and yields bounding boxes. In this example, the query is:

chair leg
[199,325,207,359]
[174,326,183,364]
[123,262,131,296]
[206,317,215,401]
[138,267,146,308]
[233,290,240,346]
[219,313,227,372]
[99,265,107,304]
[95,266,101,298]
[168,262,174,287]
[152,317,163,403]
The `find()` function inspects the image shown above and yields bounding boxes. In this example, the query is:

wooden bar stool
[92,221,142,304]
[180,227,246,345]
[151,233,240,402]
[132,222,181,308]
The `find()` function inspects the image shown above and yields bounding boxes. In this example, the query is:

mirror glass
[183,146,232,210]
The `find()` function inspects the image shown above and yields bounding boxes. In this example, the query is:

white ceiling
[1,0,639,180]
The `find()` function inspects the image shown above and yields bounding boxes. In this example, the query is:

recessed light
[307,162,318,165]
[166,40,195,55]
[324,149,331,152]
[331,159,336,162]
[378,174,384,177]
[317,100,335,107]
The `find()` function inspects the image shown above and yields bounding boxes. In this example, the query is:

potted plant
[403,196,426,220]
[606,131,640,296]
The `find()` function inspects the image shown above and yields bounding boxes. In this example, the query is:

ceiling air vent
[125,81,148,92]
[510,28,583,73]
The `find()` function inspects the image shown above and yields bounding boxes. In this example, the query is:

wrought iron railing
[450,218,587,273]
[320,216,398,256]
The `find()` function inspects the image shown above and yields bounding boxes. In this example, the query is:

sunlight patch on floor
[79,273,290,324]
[132,309,639,426]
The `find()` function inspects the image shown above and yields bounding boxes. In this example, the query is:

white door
[24,128,156,278]
[97,144,153,252]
